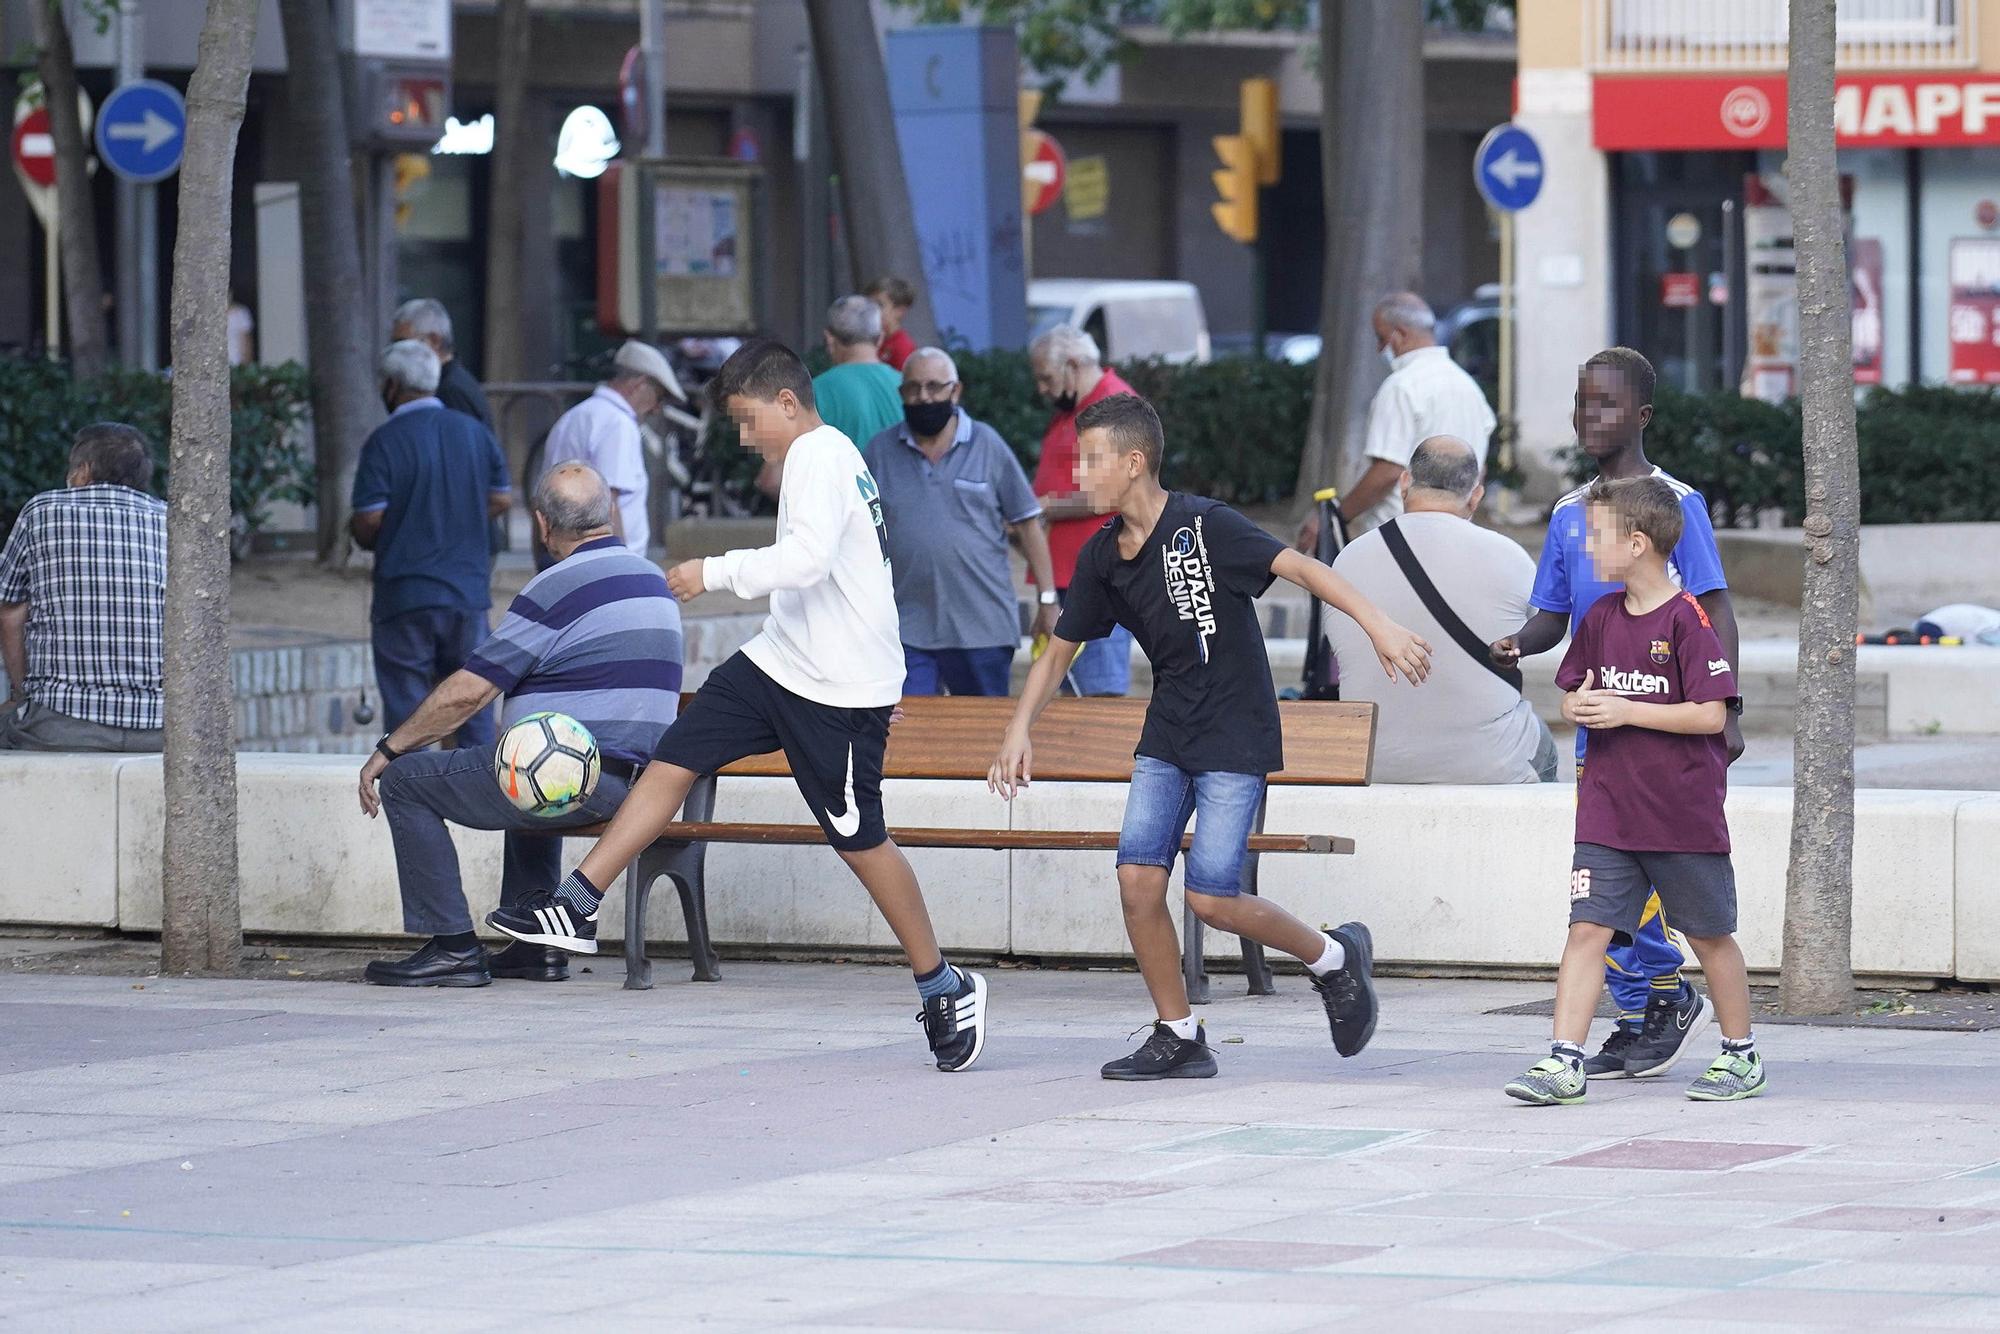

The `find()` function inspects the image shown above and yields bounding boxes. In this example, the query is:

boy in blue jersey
[1492,348,1743,1081]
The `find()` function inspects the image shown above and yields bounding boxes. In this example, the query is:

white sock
[1305,932,1345,976]
[1162,1015,1199,1041]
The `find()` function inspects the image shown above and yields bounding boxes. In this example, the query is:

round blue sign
[1474,123,1543,213]
[95,79,187,185]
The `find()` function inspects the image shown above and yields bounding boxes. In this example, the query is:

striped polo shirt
[464,537,682,764]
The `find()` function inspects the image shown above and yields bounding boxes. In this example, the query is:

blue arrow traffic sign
[1474,123,1543,213]
[95,79,186,185]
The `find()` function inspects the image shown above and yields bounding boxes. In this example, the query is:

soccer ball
[494,712,601,817]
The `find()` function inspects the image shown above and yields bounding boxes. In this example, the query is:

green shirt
[811,362,903,451]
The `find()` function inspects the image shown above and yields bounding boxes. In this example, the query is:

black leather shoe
[487,940,570,982]
[363,939,492,988]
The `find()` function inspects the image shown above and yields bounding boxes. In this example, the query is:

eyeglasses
[900,380,958,402]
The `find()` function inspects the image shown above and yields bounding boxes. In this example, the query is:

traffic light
[1242,76,1279,186]
[1211,134,1258,244]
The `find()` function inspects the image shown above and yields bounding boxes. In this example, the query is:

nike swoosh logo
[826,745,861,838]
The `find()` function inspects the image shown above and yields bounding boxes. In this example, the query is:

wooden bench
[598,695,1376,1001]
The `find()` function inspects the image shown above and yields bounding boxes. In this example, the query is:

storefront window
[1917,147,2000,385]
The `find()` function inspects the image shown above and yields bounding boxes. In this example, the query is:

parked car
[1027,279,1212,365]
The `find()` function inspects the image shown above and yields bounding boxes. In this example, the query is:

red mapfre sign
[1595,75,2000,151]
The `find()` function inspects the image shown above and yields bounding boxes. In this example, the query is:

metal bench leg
[622,859,653,991]
[1182,899,1211,1006]
[1239,792,1276,996]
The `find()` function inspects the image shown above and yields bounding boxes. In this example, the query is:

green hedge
[1566,384,2000,526]
[0,358,314,543]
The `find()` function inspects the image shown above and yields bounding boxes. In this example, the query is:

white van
[1027,279,1212,365]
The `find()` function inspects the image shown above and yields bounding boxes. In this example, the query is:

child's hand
[1568,671,1632,730]
[1489,635,1521,668]
[1369,619,1433,684]
[666,560,706,601]
[988,731,1034,800]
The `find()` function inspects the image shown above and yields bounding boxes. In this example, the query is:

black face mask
[1050,390,1079,414]
[903,400,956,437]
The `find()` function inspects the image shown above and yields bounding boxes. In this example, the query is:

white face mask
[1380,342,1398,368]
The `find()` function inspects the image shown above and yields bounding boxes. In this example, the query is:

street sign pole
[635,0,667,341]
[114,0,143,367]
[1498,208,1513,476]
[1474,123,1543,503]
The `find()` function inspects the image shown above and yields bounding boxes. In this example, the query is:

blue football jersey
[1530,466,1728,759]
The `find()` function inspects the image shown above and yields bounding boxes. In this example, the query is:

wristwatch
[1037,589,1060,606]
[375,734,404,761]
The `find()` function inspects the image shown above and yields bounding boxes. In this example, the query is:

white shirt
[542,385,650,553]
[1326,510,1542,784]
[702,425,905,708]
[1355,346,1497,535]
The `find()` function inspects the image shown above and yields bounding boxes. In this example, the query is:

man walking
[0,423,166,753]
[862,347,1058,696]
[358,463,683,987]
[352,340,513,746]
[1300,293,1496,547]
[1029,324,1135,695]
[1326,435,1554,784]
[810,295,904,450]
[541,340,682,555]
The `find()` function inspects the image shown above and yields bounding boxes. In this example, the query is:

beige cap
[612,339,684,403]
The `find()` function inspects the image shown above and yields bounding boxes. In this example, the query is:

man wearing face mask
[862,347,1057,696]
[351,339,513,744]
[1297,292,1496,550]
[1029,324,1137,695]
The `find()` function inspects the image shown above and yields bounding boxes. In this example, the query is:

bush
[1564,383,2000,525]
[0,358,313,544]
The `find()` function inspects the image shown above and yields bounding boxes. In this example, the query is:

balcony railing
[1587,0,1978,71]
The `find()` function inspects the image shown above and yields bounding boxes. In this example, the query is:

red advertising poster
[1948,237,2000,385]
[1661,272,1699,308]
[1851,238,1884,386]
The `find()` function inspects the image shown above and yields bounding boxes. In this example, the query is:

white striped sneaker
[487,891,600,955]
[917,968,987,1072]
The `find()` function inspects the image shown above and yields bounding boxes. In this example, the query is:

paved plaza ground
[3,956,1999,1330]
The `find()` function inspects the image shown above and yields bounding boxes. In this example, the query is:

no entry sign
[11,107,54,189]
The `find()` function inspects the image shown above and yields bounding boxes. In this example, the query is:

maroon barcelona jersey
[1556,590,1739,854]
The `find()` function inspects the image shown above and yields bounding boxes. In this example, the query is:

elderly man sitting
[1326,435,1556,784]
[0,423,167,752]
[357,463,685,987]
[862,347,1057,695]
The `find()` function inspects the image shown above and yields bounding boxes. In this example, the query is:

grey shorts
[1570,843,1737,939]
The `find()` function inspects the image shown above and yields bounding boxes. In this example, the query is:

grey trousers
[379,742,631,936]
[0,699,163,752]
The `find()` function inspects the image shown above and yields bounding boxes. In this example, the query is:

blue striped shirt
[464,537,682,763]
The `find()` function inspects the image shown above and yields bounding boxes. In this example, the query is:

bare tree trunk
[1779,0,1857,1015]
[161,0,257,976]
[1293,3,1423,511]
[803,0,937,344]
[29,0,108,376]
[483,0,532,383]
[277,0,381,566]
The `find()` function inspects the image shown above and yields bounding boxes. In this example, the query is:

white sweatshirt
[702,424,906,707]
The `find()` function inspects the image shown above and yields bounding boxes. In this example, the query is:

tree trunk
[29,0,108,377]
[161,0,258,976]
[277,0,381,566]
[1293,3,1423,511]
[1779,0,1858,1016]
[803,0,938,345]
[483,0,532,384]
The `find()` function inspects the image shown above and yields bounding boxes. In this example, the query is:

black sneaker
[917,968,987,1072]
[1101,1022,1218,1081]
[1624,985,1713,1078]
[362,939,491,988]
[1311,921,1378,1057]
[487,890,599,955]
[487,940,570,982]
[1582,1025,1641,1080]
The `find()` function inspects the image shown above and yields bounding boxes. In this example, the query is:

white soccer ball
[494,712,601,816]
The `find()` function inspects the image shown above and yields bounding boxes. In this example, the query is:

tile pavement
[0,961,1997,1329]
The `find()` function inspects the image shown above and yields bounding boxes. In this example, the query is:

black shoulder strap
[1378,518,1524,692]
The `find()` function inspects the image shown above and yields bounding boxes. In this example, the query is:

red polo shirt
[879,328,916,371]
[1032,368,1134,588]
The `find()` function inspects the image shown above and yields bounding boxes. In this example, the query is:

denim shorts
[1117,754,1267,897]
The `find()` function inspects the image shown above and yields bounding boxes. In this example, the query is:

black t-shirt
[1055,492,1287,774]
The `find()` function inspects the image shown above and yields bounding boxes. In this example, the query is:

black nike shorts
[652,651,892,852]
